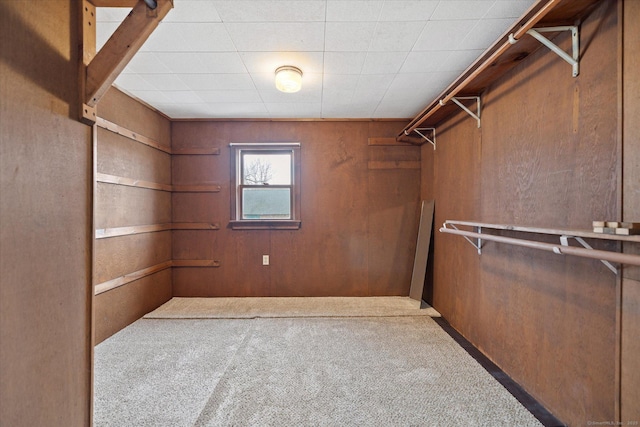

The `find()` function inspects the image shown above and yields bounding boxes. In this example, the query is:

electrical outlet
[262,255,269,265]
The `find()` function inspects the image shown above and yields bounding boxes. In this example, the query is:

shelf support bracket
[560,235,618,274]
[511,26,579,77]
[446,223,482,254]
[406,127,436,150]
[442,96,481,128]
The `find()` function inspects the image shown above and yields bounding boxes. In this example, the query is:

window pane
[242,153,291,185]
[242,188,291,219]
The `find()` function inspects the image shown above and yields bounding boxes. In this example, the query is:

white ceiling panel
[457,18,515,50]
[369,21,426,52]
[325,1,384,22]
[240,51,324,74]
[412,20,476,51]
[430,1,496,21]
[361,52,407,74]
[97,0,536,119]
[179,74,257,91]
[324,52,367,75]
[163,1,222,23]
[214,1,326,22]
[325,22,377,52]
[226,23,325,51]
[399,51,452,74]
[379,1,439,21]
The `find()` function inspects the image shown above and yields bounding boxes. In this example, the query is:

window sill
[229,220,301,230]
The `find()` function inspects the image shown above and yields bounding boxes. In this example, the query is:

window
[230,143,301,230]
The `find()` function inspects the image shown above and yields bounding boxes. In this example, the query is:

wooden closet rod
[399,0,561,138]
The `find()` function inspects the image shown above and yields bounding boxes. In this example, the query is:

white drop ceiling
[97,0,536,120]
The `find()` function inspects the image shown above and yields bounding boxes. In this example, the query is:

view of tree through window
[230,143,301,229]
[241,153,292,219]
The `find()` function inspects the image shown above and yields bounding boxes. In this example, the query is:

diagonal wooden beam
[84,0,172,107]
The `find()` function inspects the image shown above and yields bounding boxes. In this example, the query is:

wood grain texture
[94,83,172,342]
[425,2,621,425]
[93,269,172,344]
[95,183,171,229]
[94,231,171,285]
[0,1,92,424]
[621,1,640,422]
[171,120,416,297]
[96,127,171,183]
[94,261,172,295]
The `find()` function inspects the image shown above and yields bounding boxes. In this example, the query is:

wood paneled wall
[0,1,92,425]
[621,0,640,422]
[94,88,172,344]
[421,2,635,425]
[171,120,419,297]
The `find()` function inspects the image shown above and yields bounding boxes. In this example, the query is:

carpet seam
[191,319,257,427]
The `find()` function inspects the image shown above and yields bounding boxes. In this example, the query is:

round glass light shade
[275,66,303,93]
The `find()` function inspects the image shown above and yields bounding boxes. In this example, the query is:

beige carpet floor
[94,298,543,426]
[144,296,441,319]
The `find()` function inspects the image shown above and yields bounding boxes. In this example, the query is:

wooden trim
[89,0,137,6]
[95,222,220,239]
[229,220,302,230]
[172,147,221,155]
[96,172,172,192]
[172,222,220,230]
[85,0,173,106]
[172,184,221,193]
[96,117,171,154]
[368,137,410,146]
[171,260,221,267]
[94,261,172,295]
[368,161,421,170]
[95,224,173,239]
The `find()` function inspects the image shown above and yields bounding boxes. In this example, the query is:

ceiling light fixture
[275,66,303,93]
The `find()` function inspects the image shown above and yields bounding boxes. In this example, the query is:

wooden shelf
[445,220,640,243]
[440,220,640,273]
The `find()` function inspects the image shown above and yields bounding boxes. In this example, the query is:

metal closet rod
[399,0,563,139]
[440,227,640,267]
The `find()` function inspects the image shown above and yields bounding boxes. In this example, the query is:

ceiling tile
[127,90,173,104]
[143,23,236,52]
[163,1,222,22]
[139,74,192,91]
[160,91,204,104]
[323,102,377,118]
[399,51,452,73]
[325,1,384,22]
[201,103,270,118]
[197,90,262,103]
[379,1,439,21]
[324,52,367,74]
[226,23,325,51]
[353,74,395,99]
[154,53,209,74]
[122,53,173,74]
[325,22,376,52]
[412,20,476,51]
[484,1,536,19]
[438,49,484,72]
[361,52,407,74]
[239,52,324,74]
[457,18,514,50]
[197,53,248,73]
[369,21,426,52]
[113,74,158,91]
[431,1,496,21]
[214,1,325,22]
[180,74,256,91]
[266,103,322,118]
